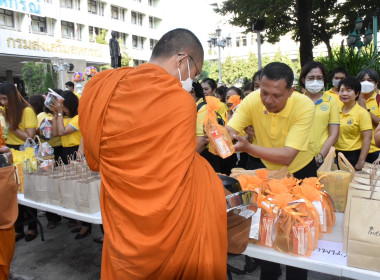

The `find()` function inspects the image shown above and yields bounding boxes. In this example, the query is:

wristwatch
[318,153,324,165]
[57,112,63,117]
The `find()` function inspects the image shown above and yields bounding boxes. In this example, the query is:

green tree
[118,39,133,67]
[22,62,47,95]
[217,0,341,65]
[96,29,108,45]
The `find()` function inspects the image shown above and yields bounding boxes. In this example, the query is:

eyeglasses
[306,76,324,81]
[179,54,202,82]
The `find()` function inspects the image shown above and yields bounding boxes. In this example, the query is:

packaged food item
[40,119,53,140]
[260,214,275,247]
[44,89,64,111]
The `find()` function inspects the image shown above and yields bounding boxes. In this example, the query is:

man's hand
[244,125,254,143]
[0,146,13,163]
[233,134,250,153]
[355,160,365,171]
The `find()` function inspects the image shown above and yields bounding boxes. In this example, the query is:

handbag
[0,165,18,229]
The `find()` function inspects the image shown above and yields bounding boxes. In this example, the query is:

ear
[288,86,295,97]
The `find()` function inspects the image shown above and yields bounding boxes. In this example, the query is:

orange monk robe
[79,63,227,279]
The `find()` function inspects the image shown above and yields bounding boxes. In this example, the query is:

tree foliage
[22,62,47,95]
[217,0,378,61]
[316,45,380,88]
[205,51,300,85]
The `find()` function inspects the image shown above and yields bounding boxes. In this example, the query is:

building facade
[0,0,164,93]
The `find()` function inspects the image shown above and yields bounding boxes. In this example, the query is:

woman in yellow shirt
[335,77,372,170]
[0,82,38,242]
[52,91,81,165]
[52,91,90,239]
[299,61,340,167]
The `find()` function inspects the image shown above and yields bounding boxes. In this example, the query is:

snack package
[44,89,64,111]
[203,96,235,159]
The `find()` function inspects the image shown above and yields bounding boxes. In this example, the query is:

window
[76,23,82,40]
[242,36,247,47]
[61,20,74,38]
[75,0,81,10]
[132,35,138,48]
[150,39,157,50]
[132,35,145,49]
[251,35,255,45]
[61,0,73,8]
[99,2,104,16]
[131,11,143,26]
[31,16,46,33]
[113,31,127,45]
[148,0,153,6]
[111,6,118,19]
[236,36,240,47]
[120,8,125,21]
[149,16,153,29]
[88,0,96,13]
[0,9,14,28]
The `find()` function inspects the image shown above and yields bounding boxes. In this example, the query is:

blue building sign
[0,0,44,16]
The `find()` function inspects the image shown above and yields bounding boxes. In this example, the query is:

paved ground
[10,211,353,280]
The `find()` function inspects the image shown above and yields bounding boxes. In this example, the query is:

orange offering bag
[272,194,315,257]
[203,96,234,159]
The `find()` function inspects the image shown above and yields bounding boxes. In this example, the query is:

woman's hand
[355,160,365,171]
[52,98,63,114]
[0,146,13,163]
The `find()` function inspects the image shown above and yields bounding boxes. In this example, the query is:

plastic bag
[19,137,38,153]
[203,96,235,159]
[40,119,53,140]
[44,88,64,111]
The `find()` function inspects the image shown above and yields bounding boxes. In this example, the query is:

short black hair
[299,61,327,89]
[191,82,205,100]
[226,86,245,100]
[243,82,254,92]
[356,69,379,84]
[215,85,227,103]
[61,90,79,117]
[65,81,74,88]
[252,70,263,82]
[338,77,361,100]
[201,78,217,91]
[261,62,294,89]
[150,28,204,62]
[330,67,348,81]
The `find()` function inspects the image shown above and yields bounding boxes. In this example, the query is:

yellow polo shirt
[196,98,207,137]
[310,93,340,156]
[73,91,81,99]
[37,112,62,148]
[365,92,380,153]
[61,115,81,147]
[335,103,372,151]
[228,91,315,173]
[217,101,228,122]
[7,107,37,145]
[325,88,343,107]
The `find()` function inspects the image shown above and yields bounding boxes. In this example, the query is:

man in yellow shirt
[324,67,348,105]
[227,62,316,280]
[65,81,81,99]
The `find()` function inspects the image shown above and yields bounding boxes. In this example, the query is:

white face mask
[305,80,324,94]
[332,79,340,87]
[361,81,375,93]
[178,59,193,92]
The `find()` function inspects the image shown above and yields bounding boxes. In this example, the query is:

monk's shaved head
[150,28,204,62]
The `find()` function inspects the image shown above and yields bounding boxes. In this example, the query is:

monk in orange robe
[79,28,227,279]
[0,144,17,280]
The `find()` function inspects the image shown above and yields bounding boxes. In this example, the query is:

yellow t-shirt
[37,112,62,147]
[365,92,380,153]
[325,88,343,107]
[7,107,37,145]
[310,93,340,156]
[61,115,82,147]
[335,103,372,151]
[196,98,207,137]
[217,101,228,122]
[228,91,315,173]
[73,91,81,99]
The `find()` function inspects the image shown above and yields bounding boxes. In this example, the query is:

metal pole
[374,12,378,56]
[218,44,222,86]
[257,31,262,70]
[60,70,64,90]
